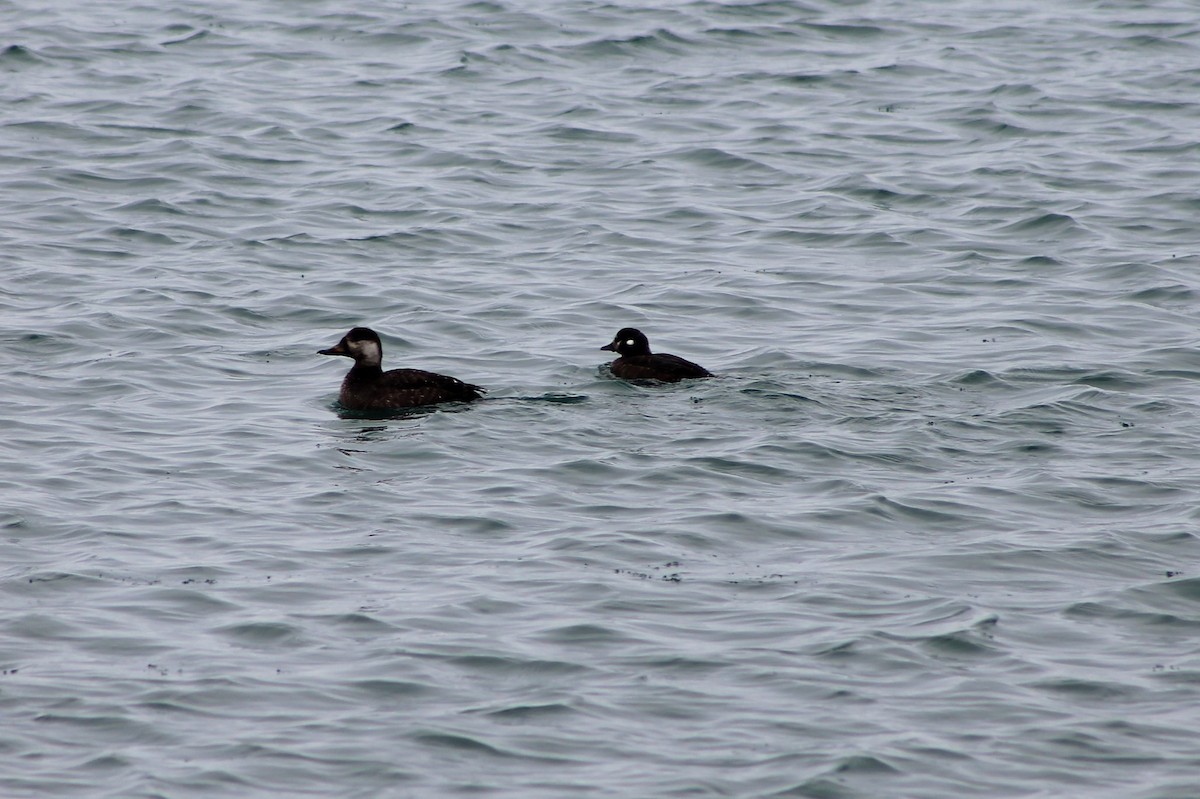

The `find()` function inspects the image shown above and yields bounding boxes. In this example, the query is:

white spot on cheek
[625,339,635,346]
[356,341,382,361]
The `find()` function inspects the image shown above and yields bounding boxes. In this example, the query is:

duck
[600,327,712,383]
[319,327,485,410]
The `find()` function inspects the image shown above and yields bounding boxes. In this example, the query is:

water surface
[2,1,1200,796]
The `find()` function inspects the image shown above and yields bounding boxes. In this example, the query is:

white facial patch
[625,339,635,346]
[353,340,382,363]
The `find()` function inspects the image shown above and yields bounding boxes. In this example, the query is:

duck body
[320,327,484,410]
[601,327,712,383]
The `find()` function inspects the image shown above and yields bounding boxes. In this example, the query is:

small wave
[0,44,45,65]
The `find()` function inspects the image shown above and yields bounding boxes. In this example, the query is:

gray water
[3,0,1200,796]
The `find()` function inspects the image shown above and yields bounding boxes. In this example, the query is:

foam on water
[3,0,1200,797]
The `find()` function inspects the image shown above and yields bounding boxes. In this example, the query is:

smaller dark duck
[319,327,485,410]
[600,327,713,383]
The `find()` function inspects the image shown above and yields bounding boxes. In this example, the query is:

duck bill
[319,341,348,356]
[600,342,616,352]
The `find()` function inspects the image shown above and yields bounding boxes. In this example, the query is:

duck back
[610,353,712,383]
[339,364,485,410]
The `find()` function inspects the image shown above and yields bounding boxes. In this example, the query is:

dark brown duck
[600,327,712,383]
[319,327,484,410]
